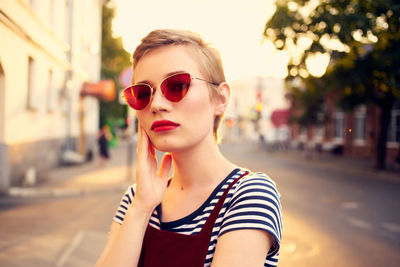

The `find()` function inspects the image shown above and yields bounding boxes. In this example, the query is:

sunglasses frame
[123,72,219,110]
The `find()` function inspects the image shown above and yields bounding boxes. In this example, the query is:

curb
[7,183,131,198]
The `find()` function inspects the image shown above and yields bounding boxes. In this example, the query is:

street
[0,192,121,267]
[221,143,400,267]
[1,142,400,266]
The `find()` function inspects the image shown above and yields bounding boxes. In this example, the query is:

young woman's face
[133,45,218,152]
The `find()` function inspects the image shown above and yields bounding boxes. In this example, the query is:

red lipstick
[151,120,180,132]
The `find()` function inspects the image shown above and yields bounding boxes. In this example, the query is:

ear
[213,82,230,116]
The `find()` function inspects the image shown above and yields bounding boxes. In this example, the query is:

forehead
[133,45,202,83]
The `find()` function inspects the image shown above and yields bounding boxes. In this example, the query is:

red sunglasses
[123,72,219,110]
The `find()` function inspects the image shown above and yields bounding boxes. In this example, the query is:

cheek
[181,95,215,127]
[136,111,150,129]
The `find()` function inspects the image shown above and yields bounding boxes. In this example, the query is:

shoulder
[221,171,282,255]
[226,171,281,211]
[232,171,281,204]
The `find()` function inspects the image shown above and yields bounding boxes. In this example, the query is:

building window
[334,111,344,140]
[354,105,366,144]
[27,57,37,110]
[47,70,55,112]
[388,109,400,143]
[314,126,324,143]
[299,127,307,142]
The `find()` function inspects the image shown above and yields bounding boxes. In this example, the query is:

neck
[170,136,236,190]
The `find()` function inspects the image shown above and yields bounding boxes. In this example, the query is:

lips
[151,120,180,132]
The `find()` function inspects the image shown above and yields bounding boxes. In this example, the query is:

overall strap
[200,171,249,235]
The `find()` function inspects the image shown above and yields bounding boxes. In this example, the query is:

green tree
[100,2,131,127]
[265,0,400,169]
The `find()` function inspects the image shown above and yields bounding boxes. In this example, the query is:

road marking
[280,234,320,259]
[382,222,400,233]
[347,217,373,230]
[281,242,297,254]
[56,230,86,267]
[341,201,359,210]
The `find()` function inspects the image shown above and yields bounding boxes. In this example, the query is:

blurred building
[223,76,290,144]
[289,90,400,167]
[0,0,104,192]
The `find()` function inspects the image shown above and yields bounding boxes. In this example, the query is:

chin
[149,131,211,153]
[151,139,182,153]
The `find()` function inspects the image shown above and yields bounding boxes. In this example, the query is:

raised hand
[134,125,172,212]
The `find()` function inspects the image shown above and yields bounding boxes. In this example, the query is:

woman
[96,29,282,267]
[98,125,112,165]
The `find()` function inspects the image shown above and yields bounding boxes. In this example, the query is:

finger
[143,129,156,161]
[148,140,156,157]
[137,125,149,157]
[158,153,172,179]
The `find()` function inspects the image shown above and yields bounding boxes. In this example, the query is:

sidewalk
[7,140,137,198]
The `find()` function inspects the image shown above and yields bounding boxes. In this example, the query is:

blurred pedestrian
[98,125,111,165]
[96,29,282,267]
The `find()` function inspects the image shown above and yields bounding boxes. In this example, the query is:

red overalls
[138,172,249,267]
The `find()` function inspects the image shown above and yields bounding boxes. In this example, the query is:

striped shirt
[114,168,282,267]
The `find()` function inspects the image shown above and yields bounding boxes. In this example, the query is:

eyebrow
[135,70,187,86]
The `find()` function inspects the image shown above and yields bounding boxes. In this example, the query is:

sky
[112,0,290,82]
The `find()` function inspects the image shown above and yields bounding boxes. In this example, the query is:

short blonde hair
[132,29,226,141]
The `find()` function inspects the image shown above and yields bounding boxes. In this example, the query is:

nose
[149,87,170,113]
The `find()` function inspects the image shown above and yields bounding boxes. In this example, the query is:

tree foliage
[100,2,131,127]
[265,0,400,169]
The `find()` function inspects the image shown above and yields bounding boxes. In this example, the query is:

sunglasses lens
[161,73,191,102]
[124,85,151,110]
